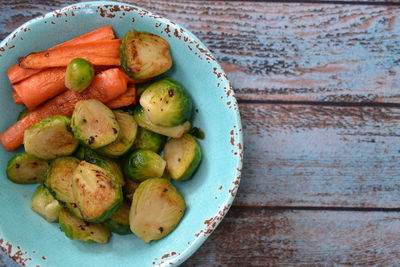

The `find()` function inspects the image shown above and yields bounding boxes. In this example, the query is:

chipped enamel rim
[0,1,243,266]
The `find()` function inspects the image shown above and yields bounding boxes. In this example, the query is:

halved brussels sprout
[104,201,131,235]
[45,157,83,218]
[17,108,29,121]
[31,184,62,222]
[123,149,166,182]
[65,58,95,92]
[140,78,193,127]
[120,31,172,80]
[59,209,110,243]
[136,81,153,98]
[24,115,78,160]
[123,179,141,201]
[133,106,191,138]
[130,178,185,243]
[72,161,122,222]
[164,134,202,181]
[131,127,166,153]
[6,153,49,184]
[75,146,124,186]
[97,110,138,157]
[71,99,120,149]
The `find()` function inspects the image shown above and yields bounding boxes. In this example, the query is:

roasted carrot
[12,89,23,105]
[7,26,115,84]
[1,68,127,151]
[19,39,121,69]
[106,84,136,109]
[13,67,66,109]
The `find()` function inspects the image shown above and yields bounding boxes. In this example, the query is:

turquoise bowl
[0,2,242,266]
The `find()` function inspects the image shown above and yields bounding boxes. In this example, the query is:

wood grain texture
[237,103,400,208]
[182,207,400,266]
[1,1,400,102]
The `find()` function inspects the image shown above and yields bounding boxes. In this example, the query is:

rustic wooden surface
[2,0,400,266]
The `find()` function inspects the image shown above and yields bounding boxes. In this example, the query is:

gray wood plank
[183,207,400,266]
[1,1,400,102]
[236,103,400,208]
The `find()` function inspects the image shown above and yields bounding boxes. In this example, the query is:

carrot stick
[1,68,127,151]
[106,84,136,109]
[8,26,115,84]
[19,39,121,69]
[12,89,23,105]
[13,67,66,109]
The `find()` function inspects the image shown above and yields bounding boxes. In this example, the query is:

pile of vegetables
[2,26,203,243]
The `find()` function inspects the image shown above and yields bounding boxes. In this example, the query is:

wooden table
[2,0,400,266]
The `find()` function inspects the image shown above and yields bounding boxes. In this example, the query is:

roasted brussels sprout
[71,99,120,149]
[59,209,110,243]
[164,134,202,181]
[120,31,172,80]
[123,179,141,201]
[17,108,29,121]
[140,78,192,127]
[72,161,122,222]
[44,157,82,216]
[65,58,95,92]
[136,81,153,98]
[104,201,131,235]
[6,153,49,184]
[31,184,62,222]
[24,115,78,160]
[75,146,124,186]
[123,149,166,182]
[97,110,138,157]
[130,178,185,243]
[133,106,191,138]
[131,127,166,153]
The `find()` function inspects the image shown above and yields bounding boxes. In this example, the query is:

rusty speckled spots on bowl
[0,238,33,266]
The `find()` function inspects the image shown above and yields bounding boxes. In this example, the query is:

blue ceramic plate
[0,2,242,266]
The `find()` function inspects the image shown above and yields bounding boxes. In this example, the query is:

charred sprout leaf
[17,108,29,121]
[130,178,185,243]
[65,58,95,92]
[71,99,120,149]
[75,146,124,186]
[59,209,110,243]
[104,201,131,235]
[31,184,62,222]
[123,149,166,182]
[45,157,83,218]
[6,153,49,184]
[133,106,190,138]
[164,134,202,181]
[140,78,193,127]
[24,115,78,160]
[189,127,205,140]
[123,179,141,201]
[121,31,172,80]
[72,161,123,223]
[131,127,166,153]
[97,110,138,157]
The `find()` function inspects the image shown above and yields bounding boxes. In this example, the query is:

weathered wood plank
[3,208,400,266]
[236,103,400,208]
[1,1,400,102]
[183,207,400,266]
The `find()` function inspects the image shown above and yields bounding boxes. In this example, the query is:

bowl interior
[0,2,242,266]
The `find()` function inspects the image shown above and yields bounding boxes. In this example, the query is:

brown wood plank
[236,102,400,208]
[183,207,400,266]
[1,1,400,102]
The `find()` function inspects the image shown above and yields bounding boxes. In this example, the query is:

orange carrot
[106,84,136,109]
[1,68,127,151]
[7,26,115,84]
[12,89,23,105]
[13,67,66,109]
[19,39,121,69]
